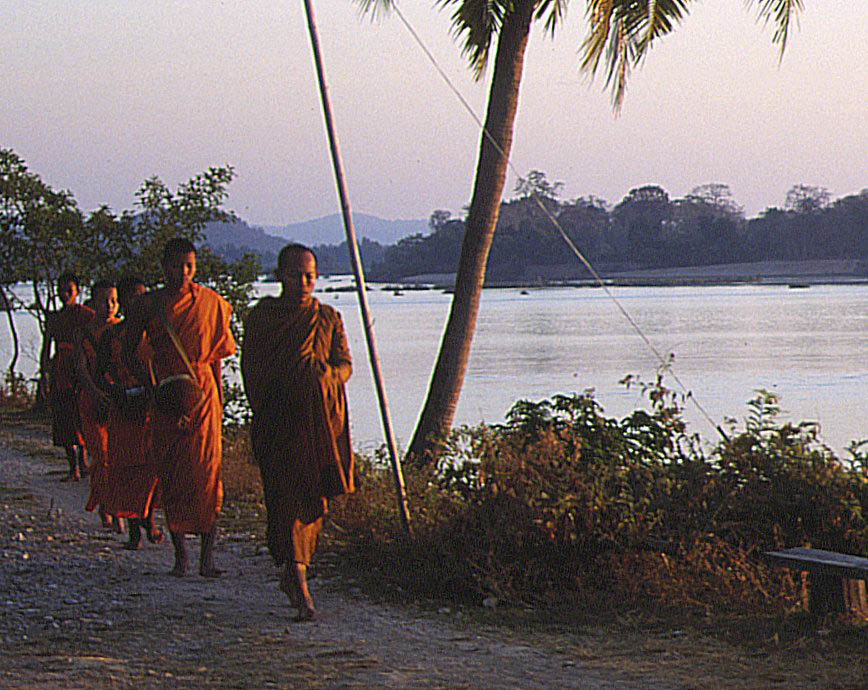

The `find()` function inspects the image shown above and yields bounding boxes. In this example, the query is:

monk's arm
[327,315,352,385]
[240,311,265,414]
[122,300,152,390]
[211,360,223,406]
[74,330,109,411]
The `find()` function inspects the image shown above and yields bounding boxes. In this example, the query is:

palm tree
[357,0,804,463]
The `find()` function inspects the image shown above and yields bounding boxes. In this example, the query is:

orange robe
[146,283,235,533]
[99,323,161,519]
[81,317,120,513]
[47,304,94,448]
[241,296,354,566]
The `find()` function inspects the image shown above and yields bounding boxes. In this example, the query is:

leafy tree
[429,209,452,233]
[513,169,563,201]
[0,153,259,416]
[612,185,671,266]
[556,196,611,267]
[125,167,237,286]
[0,148,85,395]
[686,183,744,219]
[785,184,830,215]
[360,0,806,463]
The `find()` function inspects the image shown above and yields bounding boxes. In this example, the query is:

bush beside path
[0,418,657,689]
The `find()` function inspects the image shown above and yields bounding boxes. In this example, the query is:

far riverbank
[397,259,868,289]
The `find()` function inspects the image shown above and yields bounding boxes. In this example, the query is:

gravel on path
[0,425,660,689]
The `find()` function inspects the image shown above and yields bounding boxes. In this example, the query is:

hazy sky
[2,1,866,226]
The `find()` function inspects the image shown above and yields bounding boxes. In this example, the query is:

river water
[3,281,866,456]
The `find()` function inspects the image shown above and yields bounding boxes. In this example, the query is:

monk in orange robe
[123,238,236,577]
[96,276,163,550]
[40,272,93,481]
[74,280,122,531]
[241,243,354,621]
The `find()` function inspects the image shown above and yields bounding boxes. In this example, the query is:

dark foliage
[367,179,868,282]
[330,378,868,615]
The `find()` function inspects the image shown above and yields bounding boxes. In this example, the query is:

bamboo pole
[302,0,412,536]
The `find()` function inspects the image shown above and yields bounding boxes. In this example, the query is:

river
[3,281,866,456]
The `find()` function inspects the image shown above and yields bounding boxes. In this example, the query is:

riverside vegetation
[3,374,868,686]
[196,379,868,645]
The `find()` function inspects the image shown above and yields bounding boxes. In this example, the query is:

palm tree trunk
[407,1,535,463]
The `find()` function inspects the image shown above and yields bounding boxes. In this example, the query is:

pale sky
[2,1,866,227]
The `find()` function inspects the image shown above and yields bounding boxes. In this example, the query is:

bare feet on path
[0,426,655,689]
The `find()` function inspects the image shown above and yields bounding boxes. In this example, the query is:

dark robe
[47,304,94,448]
[241,296,353,566]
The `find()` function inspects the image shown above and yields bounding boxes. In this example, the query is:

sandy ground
[0,423,664,689]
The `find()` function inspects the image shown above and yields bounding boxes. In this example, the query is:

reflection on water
[2,282,866,454]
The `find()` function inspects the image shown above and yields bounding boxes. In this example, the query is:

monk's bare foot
[293,602,316,622]
[199,567,223,578]
[61,470,80,483]
[169,561,187,577]
[279,569,300,606]
[146,526,164,545]
[124,524,142,550]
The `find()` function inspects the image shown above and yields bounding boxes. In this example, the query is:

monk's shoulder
[317,301,344,326]
[246,296,277,321]
[194,283,232,312]
[244,297,281,336]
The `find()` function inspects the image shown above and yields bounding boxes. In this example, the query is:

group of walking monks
[41,238,354,621]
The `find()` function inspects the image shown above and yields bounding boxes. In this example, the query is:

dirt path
[0,424,661,689]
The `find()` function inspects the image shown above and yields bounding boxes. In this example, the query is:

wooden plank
[763,547,868,581]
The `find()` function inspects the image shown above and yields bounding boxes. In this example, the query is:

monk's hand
[303,358,330,381]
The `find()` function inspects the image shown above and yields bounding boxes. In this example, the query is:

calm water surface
[3,282,866,455]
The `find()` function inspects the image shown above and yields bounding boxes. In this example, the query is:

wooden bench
[763,547,868,617]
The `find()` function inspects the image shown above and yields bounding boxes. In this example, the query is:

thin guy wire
[389,2,723,437]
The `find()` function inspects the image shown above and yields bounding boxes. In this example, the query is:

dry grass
[2,402,867,688]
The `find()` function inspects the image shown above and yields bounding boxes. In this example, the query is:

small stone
[482,596,498,609]
[438,607,451,614]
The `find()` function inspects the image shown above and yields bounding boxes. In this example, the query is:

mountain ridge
[258,212,427,247]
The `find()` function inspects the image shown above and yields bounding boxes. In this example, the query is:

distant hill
[260,213,428,247]
[203,219,287,255]
[201,216,393,275]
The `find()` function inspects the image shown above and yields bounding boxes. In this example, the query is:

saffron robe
[98,323,161,519]
[80,317,120,513]
[241,296,354,566]
[47,304,94,448]
[144,283,235,533]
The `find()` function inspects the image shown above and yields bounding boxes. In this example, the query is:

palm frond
[749,0,804,60]
[536,0,569,37]
[437,0,511,79]
[354,0,396,20]
[581,0,692,110]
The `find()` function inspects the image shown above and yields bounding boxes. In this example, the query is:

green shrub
[329,380,868,614]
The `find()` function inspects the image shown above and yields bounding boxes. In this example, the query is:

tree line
[368,175,868,283]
